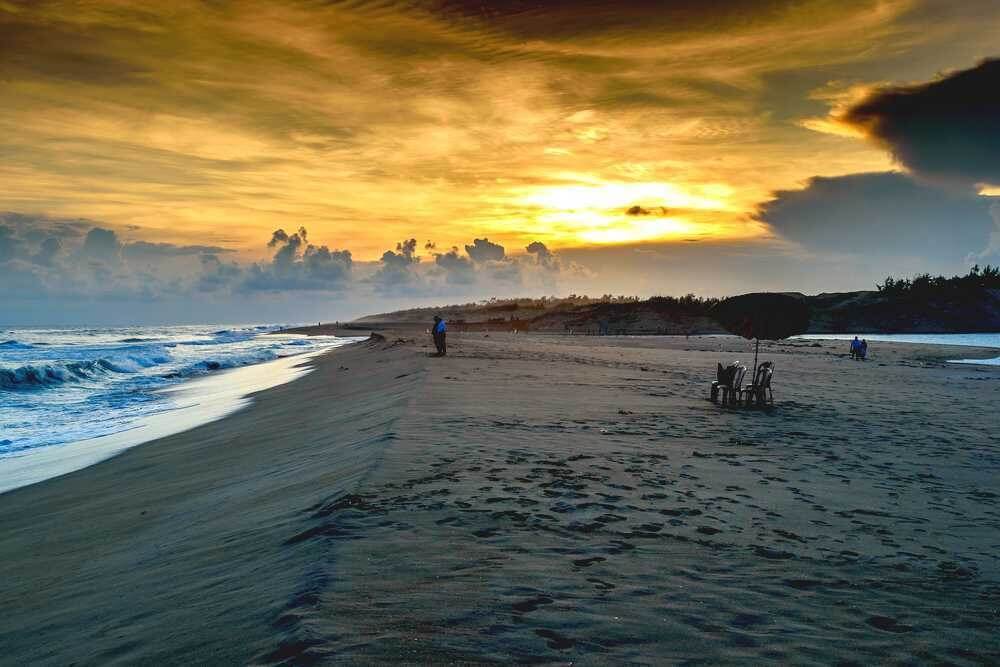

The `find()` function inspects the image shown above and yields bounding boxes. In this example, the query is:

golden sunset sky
[2,1,1000,322]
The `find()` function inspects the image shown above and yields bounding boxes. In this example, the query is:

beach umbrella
[710,292,811,377]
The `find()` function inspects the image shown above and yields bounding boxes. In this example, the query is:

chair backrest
[751,361,774,387]
[760,367,773,389]
[732,364,747,389]
[719,362,743,387]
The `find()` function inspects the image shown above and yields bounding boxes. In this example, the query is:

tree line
[876,264,1000,297]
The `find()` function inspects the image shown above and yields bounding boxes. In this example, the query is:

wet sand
[1,332,999,663]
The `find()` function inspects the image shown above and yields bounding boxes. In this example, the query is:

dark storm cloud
[755,172,997,260]
[841,59,1000,186]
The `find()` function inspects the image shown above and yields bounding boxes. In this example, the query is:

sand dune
[1,332,998,663]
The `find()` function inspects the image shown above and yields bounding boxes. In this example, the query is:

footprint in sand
[535,629,575,650]
[587,578,616,591]
[866,615,913,633]
[511,596,554,613]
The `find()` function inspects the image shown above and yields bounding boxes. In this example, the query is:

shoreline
[1,332,998,663]
[0,348,332,495]
[0,334,414,664]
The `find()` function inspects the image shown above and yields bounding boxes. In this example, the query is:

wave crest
[0,350,173,390]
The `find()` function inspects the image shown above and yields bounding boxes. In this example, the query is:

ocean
[0,325,359,492]
[795,332,1000,365]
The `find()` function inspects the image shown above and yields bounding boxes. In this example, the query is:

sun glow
[510,181,739,245]
[519,182,731,213]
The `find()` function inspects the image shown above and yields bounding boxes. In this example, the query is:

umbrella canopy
[711,292,810,341]
[711,293,811,385]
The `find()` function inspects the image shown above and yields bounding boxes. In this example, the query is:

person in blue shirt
[432,315,447,356]
[850,336,860,359]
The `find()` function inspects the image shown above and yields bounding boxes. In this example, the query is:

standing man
[432,315,447,356]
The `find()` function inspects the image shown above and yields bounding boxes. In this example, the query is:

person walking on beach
[432,315,447,356]
[850,336,861,359]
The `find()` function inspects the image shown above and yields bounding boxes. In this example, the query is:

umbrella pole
[753,338,759,382]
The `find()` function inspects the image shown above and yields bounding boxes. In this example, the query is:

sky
[2,0,999,324]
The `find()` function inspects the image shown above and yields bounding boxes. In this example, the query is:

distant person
[432,315,447,356]
[850,336,861,359]
[859,339,868,360]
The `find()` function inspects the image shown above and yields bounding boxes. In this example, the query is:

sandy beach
[1,331,999,664]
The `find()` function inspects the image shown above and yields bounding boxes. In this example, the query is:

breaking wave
[1,350,174,390]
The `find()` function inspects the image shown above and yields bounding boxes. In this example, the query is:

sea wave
[163,348,284,378]
[0,340,33,350]
[0,350,174,390]
[1,359,120,389]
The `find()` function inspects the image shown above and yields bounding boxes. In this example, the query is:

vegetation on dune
[356,267,1000,333]
[876,264,1000,297]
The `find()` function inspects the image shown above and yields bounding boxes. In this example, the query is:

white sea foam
[0,349,343,494]
[0,325,360,469]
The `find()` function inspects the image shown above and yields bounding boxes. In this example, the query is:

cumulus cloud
[371,238,422,292]
[434,247,476,284]
[464,237,506,263]
[526,240,555,267]
[0,211,592,323]
[838,59,1000,187]
[33,236,62,266]
[379,238,419,269]
[243,227,352,291]
[372,235,587,293]
[756,172,997,262]
[197,253,243,292]
[80,227,122,264]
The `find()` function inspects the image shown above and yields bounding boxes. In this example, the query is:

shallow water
[0,351,336,494]
[0,324,359,490]
[796,332,1000,365]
